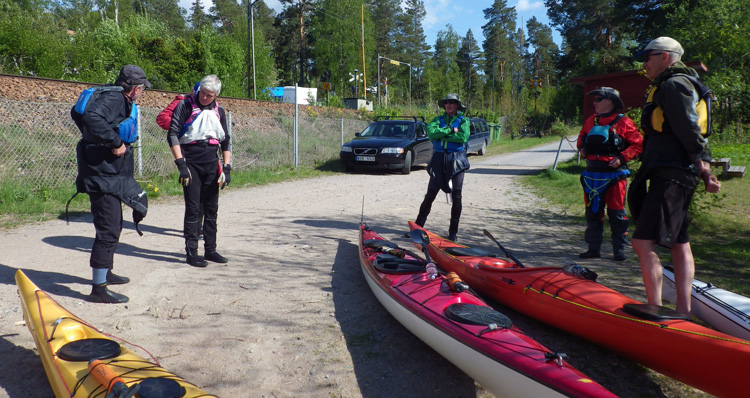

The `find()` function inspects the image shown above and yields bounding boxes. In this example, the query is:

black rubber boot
[579,250,601,259]
[106,270,130,285]
[186,247,208,267]
[205,251,228,263]
[404,216,428,238]
[448,218,460,242]
[88,283,129,303]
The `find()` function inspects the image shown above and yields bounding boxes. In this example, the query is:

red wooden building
[571,62,707,121]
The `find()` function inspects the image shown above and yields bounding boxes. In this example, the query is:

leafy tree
[663,0,750,136]
[367,0,401,59]
[0,0,72,77]
[274,0,316,86]
[481,0,520,111]
[136,0,186,34]
[396,0,431,102]
[189,0,210,31]
[457,30,481,109]
[210,0,244,34]
[310,0,374,99]
[544,0,637,77]
[525,16,559,87]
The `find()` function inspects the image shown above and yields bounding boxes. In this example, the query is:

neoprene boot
[609,209,629,261]
[186,247,208,267]
[106,270,130,285]
[88,283,129,303]
[205,251,228,263]
[582,209,603,259]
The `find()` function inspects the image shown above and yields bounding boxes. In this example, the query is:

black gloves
[221,164,231,189]
[175,158,191,186]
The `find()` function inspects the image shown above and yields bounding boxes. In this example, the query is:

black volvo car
[340,116,432,174]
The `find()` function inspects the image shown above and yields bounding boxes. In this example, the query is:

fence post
[136,107,143,177]
[552,134,565,171]
[294,84,299,168]
[227,110,232,162]
[341,118,344,146]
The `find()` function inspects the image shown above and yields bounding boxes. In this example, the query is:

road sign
[348,72,363,82]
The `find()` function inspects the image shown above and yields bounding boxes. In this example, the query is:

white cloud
[516,0,543,12]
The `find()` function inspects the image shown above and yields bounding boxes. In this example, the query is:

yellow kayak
[15,269,217,398]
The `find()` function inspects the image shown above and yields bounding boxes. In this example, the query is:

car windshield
[360,123,411,138]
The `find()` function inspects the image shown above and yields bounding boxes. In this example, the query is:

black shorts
[632,176,695,248]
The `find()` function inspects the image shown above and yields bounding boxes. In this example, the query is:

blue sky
[181,0,560,48]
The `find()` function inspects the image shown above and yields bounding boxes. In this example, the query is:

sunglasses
[593,97,606,103]
[444,100,459,104]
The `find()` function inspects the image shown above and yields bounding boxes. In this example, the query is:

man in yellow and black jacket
[628,37,721,315]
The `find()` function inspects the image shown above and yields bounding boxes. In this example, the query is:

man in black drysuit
[71,64,150,303]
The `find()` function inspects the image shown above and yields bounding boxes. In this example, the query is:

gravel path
[1,140,705,398]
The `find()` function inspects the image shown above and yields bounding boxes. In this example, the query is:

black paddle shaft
[482,229,525,268]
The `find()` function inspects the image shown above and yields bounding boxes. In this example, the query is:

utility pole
[298,0,305,87]
[246,0,260,99]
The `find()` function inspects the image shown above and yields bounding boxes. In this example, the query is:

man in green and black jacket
[412,93,470,242]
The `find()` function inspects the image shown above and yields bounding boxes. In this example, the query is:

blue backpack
[73,85,139,143]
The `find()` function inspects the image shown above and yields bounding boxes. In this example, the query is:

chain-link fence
[0,98,371,190]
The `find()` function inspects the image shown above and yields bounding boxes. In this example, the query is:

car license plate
[356,156,375,162]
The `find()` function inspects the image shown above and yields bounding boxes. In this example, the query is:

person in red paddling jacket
[577,87,643,261]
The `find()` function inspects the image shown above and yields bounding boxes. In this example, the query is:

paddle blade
[409,229,430,246]
[409,229,431,262]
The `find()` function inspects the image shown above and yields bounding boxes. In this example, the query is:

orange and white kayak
[15,269,217,398]
[409,221,750,398]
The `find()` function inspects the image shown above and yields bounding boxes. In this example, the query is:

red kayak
[409,221,750,398]
[359,223,616,398]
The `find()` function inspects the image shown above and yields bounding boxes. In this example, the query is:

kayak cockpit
[373,254,427,274]
[622,303,691,321]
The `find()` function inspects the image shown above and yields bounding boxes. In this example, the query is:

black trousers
[416,171,465,227]
[183,161,220,252]
[89,192,123,269]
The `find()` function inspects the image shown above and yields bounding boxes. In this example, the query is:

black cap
[115,64,151,88]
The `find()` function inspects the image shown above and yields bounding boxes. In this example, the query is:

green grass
[525,146,750,295]
[0,133,560,229]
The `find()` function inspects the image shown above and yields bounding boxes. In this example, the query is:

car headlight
[341,146,353,152]
[380,147,404,154]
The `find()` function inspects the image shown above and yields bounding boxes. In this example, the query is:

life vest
[584,114,627,155]
[434,115,466,152]
[641,74,713,137]
[439,115,463,129]
[72,85,139,144]
[179,95,225,144]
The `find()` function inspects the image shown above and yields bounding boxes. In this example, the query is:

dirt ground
[0,141,711,398]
